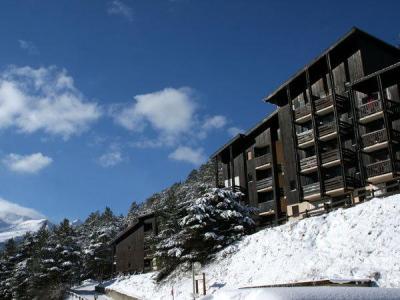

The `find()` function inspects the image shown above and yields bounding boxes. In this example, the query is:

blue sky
[0,0,399,222]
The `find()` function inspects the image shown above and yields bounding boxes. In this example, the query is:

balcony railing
[303,182,320,197]
[362,128,387,148]
[325,176,344,191]
[318,122,336,137]
[318,121,352,139]
[366,159,393,178]
[294,103,311,120]
[256,177,273,191]
[358,99,383,119]
[258,200,275,212]
[315,95,333,112]
[300,155,317,172]
[321,149,354,165]
[315,93,348,112]
[297,129,314,145]
[324,175,357,192]
[253,153,272,168]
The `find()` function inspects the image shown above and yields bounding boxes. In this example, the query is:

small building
[111,213,157,274]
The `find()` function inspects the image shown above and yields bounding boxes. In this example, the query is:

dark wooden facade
[215,27,400,220]
[213,111,287,226]
[111,213,157,274]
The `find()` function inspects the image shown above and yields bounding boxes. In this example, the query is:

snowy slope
[0,219,47,244]
[0,197,48,246]
[104,195,400,299]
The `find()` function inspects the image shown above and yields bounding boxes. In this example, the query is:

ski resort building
[213,27,400,222]
[111,213,157,274]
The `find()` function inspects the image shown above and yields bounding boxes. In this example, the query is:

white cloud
[0,66,101,139]
[18,40,39,55]
[3,153,53,174]
[98,144,123,168]
[112,87,196,145]
[107,0,133,21]
[0,197,45,225]
[202,115,227,130]
[228,126,244,137]
[169,146,206,165]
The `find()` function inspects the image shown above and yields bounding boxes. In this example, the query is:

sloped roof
[263,27,400,105]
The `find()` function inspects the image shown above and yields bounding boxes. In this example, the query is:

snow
[65,280,111,300]
[202,287,400,300]
[0,219,47,244]
[102,195,400,299]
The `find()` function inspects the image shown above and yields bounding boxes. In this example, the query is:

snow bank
[105,195,400,299]
[203,287,400,300]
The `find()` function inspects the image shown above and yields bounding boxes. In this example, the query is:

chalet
[214,27,400,220]
[111,213,157,274]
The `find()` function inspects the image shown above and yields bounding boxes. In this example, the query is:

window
[254,145,270,158]
[290,180,297,191]
[144,222,153,232]
[247,151,253,160]
[248,173,253,182]
[292,205,300,217]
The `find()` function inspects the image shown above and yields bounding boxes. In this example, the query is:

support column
[229,145,235,190]
[305,69,325,198]
[326,54,346,191]
[377,75,396,174]
[286,85,302,201]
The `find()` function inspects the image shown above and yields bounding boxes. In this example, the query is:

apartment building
[111,213,157,274]
[212,111,286,226]
[214,27,400,220]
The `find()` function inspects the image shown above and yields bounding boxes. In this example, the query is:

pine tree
[153,186,188,281]
[0,239,18,299]
[154,187,256,281]
[179,188,255,262]
[81,207,123,281]
[126,201,142,225]
[9,233,36,300]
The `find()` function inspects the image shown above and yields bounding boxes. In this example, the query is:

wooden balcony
[321,150,340,167]
[324,175,356,196]
[366,159,400,184]
[318,121,352,141]
[302,182,320,201]
[294,103,311,123]
[258,200,275,215]
[362,128,388,152]
[300,155,317,174]
[254,153,272,170]
[297,129,314,148]
[318,122,336,141]
[315,93,348,115]
[358,99,400,124]
[321,149,354,168]
[358,99,383,124]
[256,177,273,192]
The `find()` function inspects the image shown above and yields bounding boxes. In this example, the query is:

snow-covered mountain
[0,197,47,247]
[104,194,400,299]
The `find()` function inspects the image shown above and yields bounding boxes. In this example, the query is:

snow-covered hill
[0,197,47,247]
[0,219,48,245]
[105,194,400,299]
